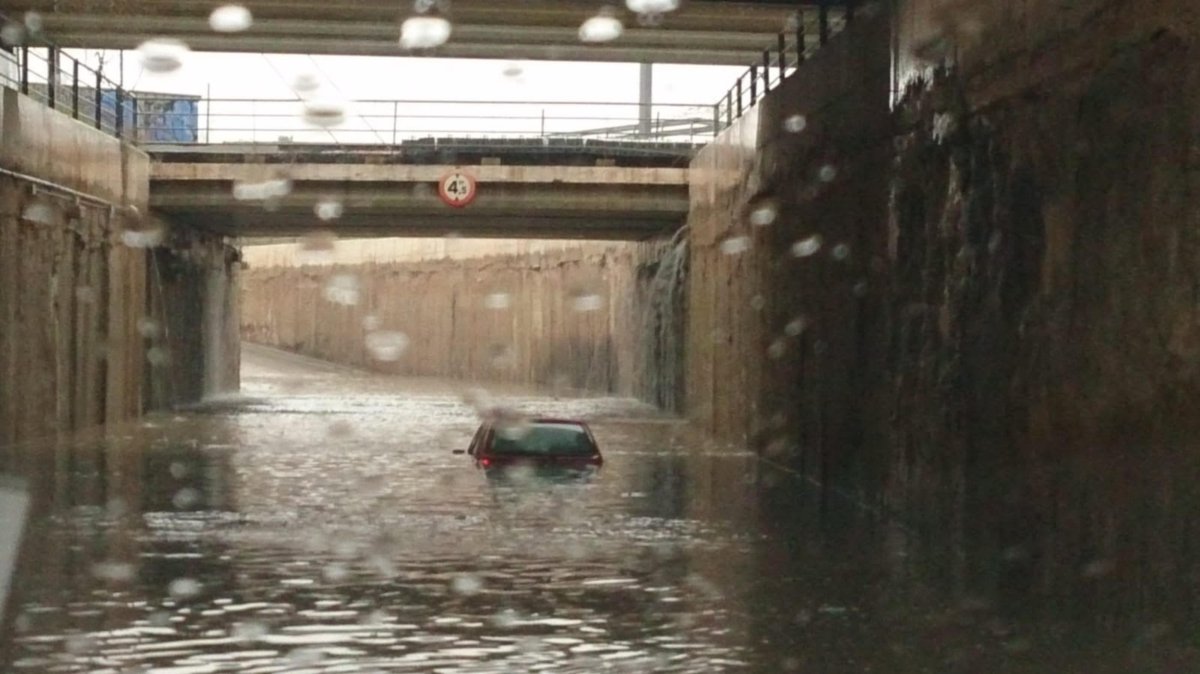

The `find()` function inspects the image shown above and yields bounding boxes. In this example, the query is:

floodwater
[0,345,1191,673]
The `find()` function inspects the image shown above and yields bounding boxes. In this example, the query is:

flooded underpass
[0,345,1191,673]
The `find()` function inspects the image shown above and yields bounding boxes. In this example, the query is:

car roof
[484,417,590,429]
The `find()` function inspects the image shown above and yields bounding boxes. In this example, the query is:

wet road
[0,345,1187,673]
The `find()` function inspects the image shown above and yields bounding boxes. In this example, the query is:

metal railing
[713,0,854,129]
[138,98,717,147]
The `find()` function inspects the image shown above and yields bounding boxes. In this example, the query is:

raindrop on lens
[65,634,96,655]
[365,331,410,361]
[23,12,42,34]
[785,317,809,337]
[121,227,165,249]
[291,72,321,96]
[323,274,360,306]
[173,488,200,509]
[767,339,786,359]
[451,574,483,595]
[579,9,623,43]
[818,164,838,183]
[572,293,604,312]
[21,199,60,226]
[136,317,160,339]
[209,4,252,33]
[137,38,189,74]
[168,461,189,479]
[853,280,869,297]
[501,62,524,78]
[303,97,347,128]
[314,198,344,221]
[0,22,23,46]
[627,0,680,14]
[720,235,751,256]
[783,114,808,133]
[297,231,337,265]
[831,243,850,261]
[791,234,823,258]
[750,295,766,311]
[323,562,349,582]
[232,621,268,641]
[168,577,202,599]
[400,15,452,49]
[92,561,134,582]
[748,200,778,226]
[233,178,291,201]
[483,292,511,310]
[362,314,381,331]
[147,347,168,367]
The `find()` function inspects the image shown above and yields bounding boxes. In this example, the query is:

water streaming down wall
[638,236,687,412]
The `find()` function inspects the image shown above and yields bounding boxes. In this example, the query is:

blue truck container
[131,92,200,142]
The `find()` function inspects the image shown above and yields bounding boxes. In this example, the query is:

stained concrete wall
[687,0,1200,617]
[241,241,684,404]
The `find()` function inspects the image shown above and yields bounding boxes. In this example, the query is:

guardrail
[1,44,140,138]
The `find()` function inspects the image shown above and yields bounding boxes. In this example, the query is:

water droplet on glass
[489,343,516,369]
[297,231,337,265]
[720,235,751,256]
[627,0,680,15]
[748,200,778,226]
[0,22,24,46]
[831,243,851,261]
[750,295,766,311]
[365,331,410,361]
[287,647,324,666]
[783,114,808,133]
[637,11,664,26]
[172,487,200,509]
[21,199,60,226]
[323,562,349,582]
[92,561,134,583]
[501,62,524,78]
[362,314,381,331]
[932,112,957,143]
[572,293,604,312]
[136,317,161,340]
[209,4,252,32]
[400,15,452,49]
[121,226,165,249]
[767,339,786,360]
[314,198,344,221]
[302,97,347,128]
[483,292,511,310]
[450,573,483,595]
[579,9,623,43]
[291,72,321,96]
[147,346,169,367]
[232,621,268,641]
[169,461,189,479]
[491,608,521,628]
[784,317,809,337]
[326,420,353,438]
[323,274,360,306]
[23,12,42,34]
[233,178,291,201]
[791,234,823,258]
[818,164,838,183]
[64,633,97,654]
[137,38,189,74]
[168,577,202,599]
[853,280,869,297]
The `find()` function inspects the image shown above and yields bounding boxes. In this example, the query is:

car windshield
[491,423,594,457]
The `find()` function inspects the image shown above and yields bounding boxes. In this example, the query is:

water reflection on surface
[1,346,1193,672]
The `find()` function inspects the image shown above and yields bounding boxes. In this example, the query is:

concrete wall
[240,240,684,404]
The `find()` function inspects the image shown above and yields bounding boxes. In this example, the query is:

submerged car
[454,418,603,473]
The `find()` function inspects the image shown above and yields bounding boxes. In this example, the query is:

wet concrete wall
[240,241,684,404]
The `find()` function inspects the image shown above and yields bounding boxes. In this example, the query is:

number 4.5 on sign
[438,171,477,208]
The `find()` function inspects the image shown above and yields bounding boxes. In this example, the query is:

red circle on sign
[438,170,477,208]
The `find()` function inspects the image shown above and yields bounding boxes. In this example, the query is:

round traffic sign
[438,170,477,208]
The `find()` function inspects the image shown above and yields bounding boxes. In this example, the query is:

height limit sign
[438,170,477,208]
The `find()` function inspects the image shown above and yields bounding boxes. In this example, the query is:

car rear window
[491,423,595,457]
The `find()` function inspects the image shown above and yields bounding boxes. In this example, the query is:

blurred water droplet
[1082,558,1116,579]
[21,199,60,226]
[450,573,483,595]
[637,11,664,26]
[168,577,202,599]
[23,12,42,34]
[748,199,778,226]
[209,4,252,32]
[147,346,169,368]
[169,461,189,479]
[297,230,337,265]
[853,280,869,297]
[121,226,165,249]
[831,243,851,261]
[323,562,349,582]
[323,274,360,306]
[92,561,134,583]
[137,317,161,339]
[932,112,957,143]
[627,0,679,15]
[579,8,623,43]
[791,234,823,258]
[291,72,321,96]
[232,621,268,641]
[491,608,520,628]
[287,647,324,666]
[64,633,96,655]
[233,178,291,201]
[137,38,189,74]
[314,198,344,221]
[362,314,381,331]
[0,22,24,46]
[489,343,517,369]
[365,331,410,361]
[303,97,347,128]
[326,420,353,438]
[400,15,452,49]
[783,114,808,133]
[172,488,200,509]
[784,317,809,337]
[767,339,786,360]
[818,164,838,183]
[572,293,604,312]
[501,62,524,78]
[483,292,511,310]
[750,295,766,311]
[720,235,751,256]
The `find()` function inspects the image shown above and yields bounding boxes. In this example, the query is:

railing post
[725,90,732,127]
[94,68,102,129]
[115,88,124,138]
[736,75,743,117]
[712,104,720,137]
[19,46,28,94]
[71,59,80,119]
[819,0,830,46]
[749,65,757,105]
[762,49,771,93]
[796,14,806,65]
[130,93,138,141]
[47,47,58,109]
[391,100,398,145]
[778,33,787,81]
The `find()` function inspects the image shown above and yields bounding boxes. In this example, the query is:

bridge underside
[151,163,689,240]
[26,0,839,65]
